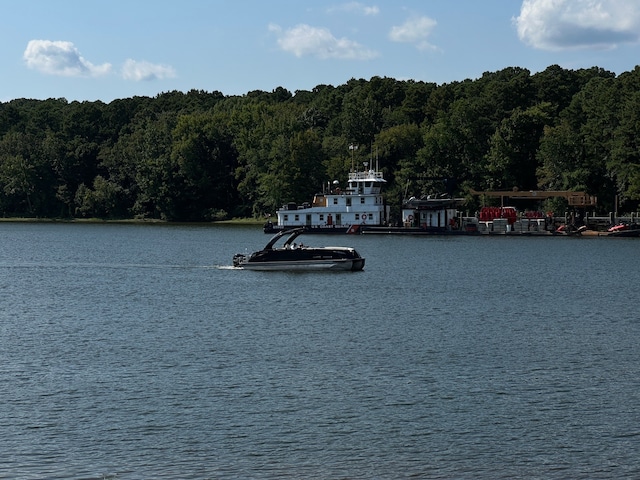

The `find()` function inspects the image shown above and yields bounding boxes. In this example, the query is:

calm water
[0,223,638,479]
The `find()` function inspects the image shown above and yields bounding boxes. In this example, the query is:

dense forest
[1,64,640,221]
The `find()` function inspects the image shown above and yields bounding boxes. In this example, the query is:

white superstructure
[267,167,389,234]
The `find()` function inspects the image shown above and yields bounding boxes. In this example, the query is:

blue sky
[3,0,640,102]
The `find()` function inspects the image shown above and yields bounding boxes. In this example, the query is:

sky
[2,0,640,103]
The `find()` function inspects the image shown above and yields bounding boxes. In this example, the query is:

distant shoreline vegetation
[0,217,265,225]
[2,65,640,222]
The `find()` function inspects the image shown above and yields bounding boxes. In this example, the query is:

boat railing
[348,171,385,182]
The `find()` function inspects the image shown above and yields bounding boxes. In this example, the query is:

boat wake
[1,262,219,270]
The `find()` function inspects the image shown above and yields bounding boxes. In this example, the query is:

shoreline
[0,218,633,237]
[0,217,266,225]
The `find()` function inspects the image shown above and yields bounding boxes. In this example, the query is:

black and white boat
[264,163,388,234]
[233,228,365,271]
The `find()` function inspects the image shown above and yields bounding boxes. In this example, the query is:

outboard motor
[232,253,247,267]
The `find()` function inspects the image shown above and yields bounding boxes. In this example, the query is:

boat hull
[239,258,364,271]
[607,229,640,237]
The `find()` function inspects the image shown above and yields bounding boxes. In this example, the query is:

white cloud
[122,59,177,81]
[327,2,380,16]
[515,0,640,50]
[23,40,111,77]
[269,23,378,60]
[389,16,438,51]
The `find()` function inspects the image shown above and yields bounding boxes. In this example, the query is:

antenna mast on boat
[375,145,379,172]
[349,143,358,172]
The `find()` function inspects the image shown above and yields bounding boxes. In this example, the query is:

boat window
[295,214,299,221]
[284,214,288,221]
[346,198,352,207]
[333,198,338,205]
[319,214,324,221]
[360,197,365,204]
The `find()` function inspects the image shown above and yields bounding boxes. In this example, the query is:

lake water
[0,223,638,479]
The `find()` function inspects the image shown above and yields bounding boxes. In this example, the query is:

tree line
[1,64,639,221]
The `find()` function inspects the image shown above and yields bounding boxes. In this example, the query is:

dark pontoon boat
[233,228,365,271]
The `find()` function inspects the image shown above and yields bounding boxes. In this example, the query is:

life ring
[361,215,366,223]
[407,215,414,222]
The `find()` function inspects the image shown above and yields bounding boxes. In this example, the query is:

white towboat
[264,164,389,234]
[233,228,365,271]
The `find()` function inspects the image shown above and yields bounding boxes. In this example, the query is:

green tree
[477,67,534,122]
[573,77,619,210]
[115,113,178,220]
[341,86,382,146]
[170,112,238,220]
[74,176,124,218]
[485,103,553,190]
[397,80,436,125]
[375,123,423,189]
[414,97,494,195]
[537,121,586,191]
[610,91,640,205]
[257,129,325,214]
[0,131,56,216]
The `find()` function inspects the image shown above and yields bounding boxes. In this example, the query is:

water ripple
[0,225,639,478]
